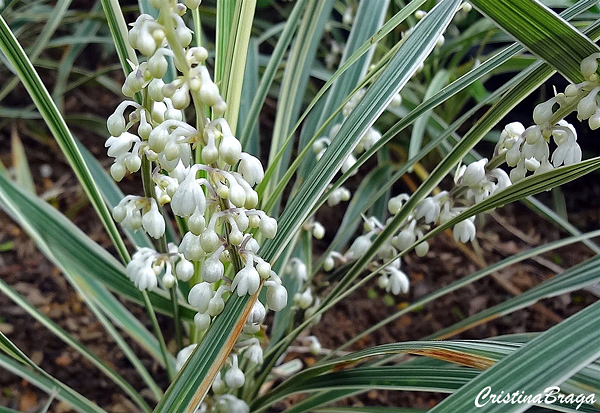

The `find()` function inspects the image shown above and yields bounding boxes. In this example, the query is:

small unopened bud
[259,216,278,239]
[266,283,287,311]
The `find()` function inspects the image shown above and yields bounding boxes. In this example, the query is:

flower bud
[225,357,245,389]
[149,127,169,153]
[188,282,213,313]
[312,222,325,239]
[148,52,168,79]
[200,229,220,253]
[415,241,429,257]
[577,87,600,121]
[532,99,556,125]
[238,154,264,186]
[163,272,176,288]
[175,258,195,281]
[194,312,211,331]
[266,283,287,311]
[259,216,277,239]
[110,162,127,181]
[202,258,224,283]
[581,54,599,78]
[107,112,127,136]
[219,134,242,165]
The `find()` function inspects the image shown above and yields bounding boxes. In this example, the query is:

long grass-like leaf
[429,299,600,413]
[0,16,130,262]
[470,0,600,82]
[0,350,105,413]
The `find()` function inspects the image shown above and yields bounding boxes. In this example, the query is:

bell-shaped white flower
[245,340,263,365]
[460,159,487,187]
[386,267,409,295]
[453,217,476,243]
[247,300,266,326]
[414,197,441,224]
[552,139,582,167]
[188,282,213,313]
[171,170,206,217]
[142,199,165,239]
[231,259,260,297]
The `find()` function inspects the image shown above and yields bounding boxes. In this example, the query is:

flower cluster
[108,0,288,409]
[493,53,600,182]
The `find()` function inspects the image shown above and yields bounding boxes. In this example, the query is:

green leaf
[470,0,600,82]
[0,278,158,408]
[0,172,195,323]
[10,131,35,195]
[0,16,130,262]
[329,228,600,356]
[152,294,254,412]
[260,0,464,264]
[409,69,449,161]
[297,0,391,178]
[263,0,334,209]
[239,0,311,148]
[99,0,138,76]
[238,38,260,157]
[0,347,105,413]
[430,254,600,339]
[429,299,600,413]
[253,340,600,412]
[221,0,256,135]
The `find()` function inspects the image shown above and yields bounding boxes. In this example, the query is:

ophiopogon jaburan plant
[2,0,600,411]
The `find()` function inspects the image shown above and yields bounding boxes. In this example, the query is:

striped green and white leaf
[260,0,463,264]
[0,172,195,322]
[470,0,600,82]
[0,339,106,413]
[0,16,130,262]
[430,299,600,413]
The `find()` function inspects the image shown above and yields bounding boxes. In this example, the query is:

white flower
[552,140,582,167]
[106,132,139,158]
[414,197,441,224]
[245,340,263,365]
[453,217,476,243]
[225,356,245,389]
[346,234,373,259]
[460,159,487,187]
[232,260,260,296]
[266,282,287,311]
[247,300,266,325]
[238,153,264,186]
[386,268,410,295]
[188,282,213,313]
[142,199,165,239]
[171,171,206,218]
[175,344,197,371]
